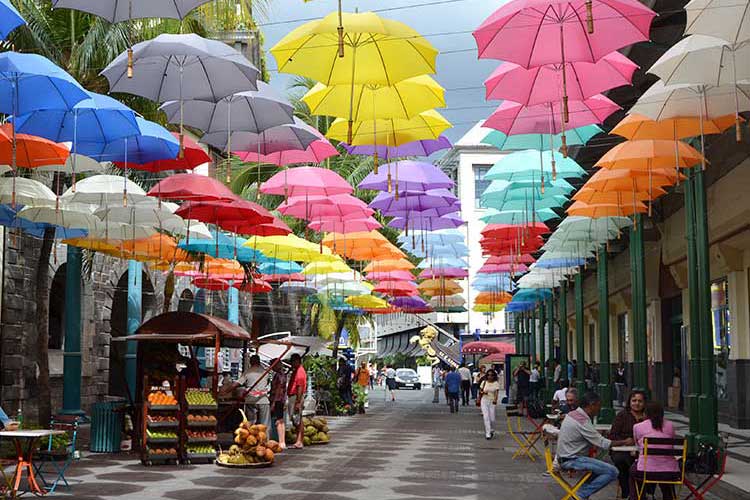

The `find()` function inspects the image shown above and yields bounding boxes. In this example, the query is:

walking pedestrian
[269,358,288,450]
[530,362,541,400]
[337,358,353,407]
[458,363,472,406]
[479,369,501,439]
[287,353,307,449]
[432,365,443,403]
[355,361,370,408]
[615,363,627,407]
[444,366,461,413]
[385,365,397,402]
[471,365,485,401]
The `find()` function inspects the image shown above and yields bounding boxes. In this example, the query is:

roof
[122,312,252,346]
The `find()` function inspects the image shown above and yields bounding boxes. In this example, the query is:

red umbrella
[481,223,548,239]
[480,350,515,364]
[176,198,275,231]
[462,341,513,355]
[148,173,236,202]
[116,133,210,172]
[230,217,292,237]
[366,270,415,282]
[192,277,231,291]
[486,254,536,265]
[478,263,529,273]
[234,278,272,293]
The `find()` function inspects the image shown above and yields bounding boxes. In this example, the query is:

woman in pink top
[629,401,678,499]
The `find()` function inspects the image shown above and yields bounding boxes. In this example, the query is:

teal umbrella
[480,208,559,224]
[484,195,569,211]
[482,125,602,152]
[485,150,587,183]
[482,179,575,201]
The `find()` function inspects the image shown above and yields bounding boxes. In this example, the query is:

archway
[48,264,67,377]
[177,289,194,312]
[108,269,156,397]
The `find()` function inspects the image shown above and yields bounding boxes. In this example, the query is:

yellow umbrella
[303,75,445,121]
[243,234,338,262]
[302,259,352,275]
[63,237,121,254]
[473,303,506,313]
[326,110,452,146]
[346,294,388,309]
[417,279,462,297]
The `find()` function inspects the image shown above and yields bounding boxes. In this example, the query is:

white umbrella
[36,153,105,174]
[60,174,152,206]
[685,0,750,45]
[318,282,373,297]
[93,205,183,228]
[428,295,465,308]
[87,220,157,240]
[631,80,750,120]
[0,177,56,207]
[16,206,98,230]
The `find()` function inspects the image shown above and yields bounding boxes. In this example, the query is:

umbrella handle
[737,116,742,142]
[127,47,134,78]
[347,119,353,144]
[586,1,594,33]
[337,26,345,58]
[373,150,379,175]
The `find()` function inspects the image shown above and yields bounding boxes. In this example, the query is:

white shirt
[554,364,562,382]
[458,367,472,381]
[385,368,396,379]
[553,387,568,403]
[481,380,502,400]
[238,366,269,404]
[530,368,540,383]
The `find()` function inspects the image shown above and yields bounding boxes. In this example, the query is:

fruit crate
[187,404,218,410]
[148,404,179,411]
[187,436,217,444]
[186,420,217,427]
[186,453,216,460]
[147,420,179,428]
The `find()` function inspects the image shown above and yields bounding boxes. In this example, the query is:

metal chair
[542,434,592,500]
[506,405,540,461]
[683,441,728,500]
[34,415,79,494]
[633,437,687,500]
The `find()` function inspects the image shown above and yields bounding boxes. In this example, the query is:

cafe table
[0,429,66,496]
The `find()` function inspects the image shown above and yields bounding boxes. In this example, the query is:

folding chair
[0,456,15,497]
[542,434,592,500]
[506,405,540,461]
[634,437,687,500]
[34,415,79,494]
[683,442,728,500]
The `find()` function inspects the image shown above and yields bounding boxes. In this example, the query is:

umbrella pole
[394,156,399,201]
[558,102,568,158]
[559,25,569,124]
[123,138,128,207]
[179,64,185,159]
[127,2,134,78]
[227,97,232,183]
[699,87,707,171]
[11,77,17,207]
[372,89,379,174]
[347,43,358,144]
[72,111,78,193]
[586,0,594,33]
[538,148,545,194]
[732,51,742,142]
[549,111,558,179]
[337,0,345,58]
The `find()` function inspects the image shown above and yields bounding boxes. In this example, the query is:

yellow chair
[506,406,540,461]
[634,437,687,500]
[543,435,592,500]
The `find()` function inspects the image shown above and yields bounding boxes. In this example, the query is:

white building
[437,121,510,336]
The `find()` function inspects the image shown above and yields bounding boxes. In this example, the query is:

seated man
[556,391,632,500]
[561,388,579,415]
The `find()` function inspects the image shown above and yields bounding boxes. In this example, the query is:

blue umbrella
[0,204,87,239]
[0,52,87,116]
[259,260,303,275]
[88,118,178,164]
[397,228,464,246]
[179,230,266,263]
[12,91,140,155]
[417,256,467,269]
[0,0,25,40]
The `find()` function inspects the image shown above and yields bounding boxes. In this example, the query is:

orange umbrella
[0,124,69,168]
[474,291,512,305]
[585,168,682,191]
[322,231,404,261]
[63,237,121,253]
[417,278,462,297]
[363,258,415,273]
[611,113,739,140]
[573,187,666,204]
[153,261,196,273]
[566,201,647,218]
[595,139,704,171]
[201,257,245,280]
[119,234,192,263]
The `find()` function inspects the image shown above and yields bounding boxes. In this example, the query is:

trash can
[90,400,125,453]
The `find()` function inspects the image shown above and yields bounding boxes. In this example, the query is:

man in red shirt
[287,353,307,449]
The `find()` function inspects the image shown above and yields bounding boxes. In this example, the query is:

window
[712,278,730,399]
[505,312,516,333]
[617,313,629,363]
[474,164,492,208]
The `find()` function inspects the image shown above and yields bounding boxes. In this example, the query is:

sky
[257,0,500,144]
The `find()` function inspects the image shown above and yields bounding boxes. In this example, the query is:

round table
[0,429,66,496]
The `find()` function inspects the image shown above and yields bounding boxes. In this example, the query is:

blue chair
[34,415,79,493]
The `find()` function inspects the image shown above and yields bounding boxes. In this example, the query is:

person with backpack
[479,369,501,439]
[444,366,462,413]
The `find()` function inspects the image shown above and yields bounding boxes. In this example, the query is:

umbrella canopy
[234,278,272,294]
[567,200,646,217]
[302,75,445,121]
[36,154,104,174]
[359,160,453,192]
[244,234,338,262]
[101,33,260,102]
[649,35,750,86]
[0,178,56,207]
[308,217,382,234]
[370,189,458,216]
[610,113,738,140]
[279,193,372,220]
[235,139,338,166]
[462,341,508,355]
[475,291,512,305]
[631,80,750,121]
[51,0,212,22]
[342,136,452,158]
[595,140,704,171]
[202,117,319,153]
[90,118,179,165]
[322,231,403,261]
[373,280,418,297]
[486,150,587,180]
[119,133,209,172]
[244,219,292,237]
[16,206,97,231]
[175,198,274,231]
[418,267,469,279]
[159,81,294,134]
[261,166,353,197]
[364,258,415,273]
[482,126,602,152]
[61,174,151,206]
[192,276,231,291]
[388,214,464,231]
[0,52,88,116]
[0,0,25,40]
[327,110,452,146]
[418,279,462,296]
[179,233,263,263]
[480,208,560,224]
[482,222,549,240]
[302,259,351,275]
[271,11,438,86]
[0,125,69,168]
[346,295,389,309]
[367,270,415,281]
[259,260,303,275]
[684,0,750,45]
[148,173,236,202]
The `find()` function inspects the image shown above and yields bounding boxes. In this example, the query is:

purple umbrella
[369,188,459,217]
[389,296,429,309]
[342,136,452,158]
[418,267,469,279]
[388,213,465,231]
[358,160,453,193]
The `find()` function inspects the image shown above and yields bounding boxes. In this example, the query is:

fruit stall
[119,311,252,465]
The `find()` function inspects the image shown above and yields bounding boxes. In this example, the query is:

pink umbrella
[485,53,638,104]
[308,216,382,233]
[373,280,418,297]
[278,193,373,220]
[484,95,619,154]
[235,139,338,166]
[366,270,415,281]
[478,263,529,273]
[474,0,655,123]
[260,166,353,197]
[418,267,469,279]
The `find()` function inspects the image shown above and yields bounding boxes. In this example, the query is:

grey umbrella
[201,118,320,155]
[102,33,260,157]
[52,0,212,22]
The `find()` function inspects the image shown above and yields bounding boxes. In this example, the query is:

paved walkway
[48,388,732,499]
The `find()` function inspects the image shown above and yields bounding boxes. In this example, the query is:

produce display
[287,417,330,446]
[187,414,217,424]
[187,445,215,456]
[147,391,178,406]
[147,415,178,424]
[148,447,178,456]
[146,430,178,440]
[185,389,217,407]
[217,411,282,466]
[187,430,217,440]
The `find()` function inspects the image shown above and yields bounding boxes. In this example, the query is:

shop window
[617,312,629,363]
[712,278,731,399]
[474,165,491,208]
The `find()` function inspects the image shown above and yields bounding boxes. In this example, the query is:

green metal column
[539,302,546,373]
[548,295,556,394]
[694,168,718,445]
[228,285,239,325]
[530,308,537,363]
[597,246,614,423]
[575,272,586,395]
[685,169,702,448]
[560,283,569,379]
[630,214,648,391]
[515,312,522,353]
[61,246,84,415]
[126,260,142,400]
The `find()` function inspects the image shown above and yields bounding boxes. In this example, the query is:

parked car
[394,368,422,390]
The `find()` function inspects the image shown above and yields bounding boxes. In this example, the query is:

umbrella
[16,206,98,231]
[359,160,453,194]
[94,205,183,229]
[398,228,464,245]
[418,279,462,296]
[482,222,549,240]
[52,0,212,22]
[485,53,638,104]
[302,259,351,275]
[263,273,305,283]
[0,204,86,239]
[595,140,704,171]
[148,173,236,202]
[363,258,414,273]
[0,178,56,207]
[326,110,452,148]
[346,295,389,309]
[259,260,303,275]
[684,0,750,45]
[485,150,587,182]
[179,233,263,263]
[0,0,24,40]
[234,278,272,294]
[387,214,464,231]
[389,296,429,310]
[308,217,382,234]
[235,139,338,166]
[261,166,353,197]
[175,198,274,231]
[192,277,231,291]
[279,194,372,220]
[202,118,319,153]
[585,168,682,191]
[0,125,69,168]
[36,154,104,174]
[370,189,459,217]
[428,295,466,309]
[318,282,373,297]
[244,219,292,237]
[279,282,317,295]
[341,136,452,158]
[243,234,338,263]
[417,256,467,269]
[322,231,404,261]
[462,341,507,355]
[118,133,209,173]
[480,208,560,224]
[567,201,646,217]
[611,113,738,140]
[60,174,152,206]
[89,118,179,165]
[367,270,415,281]
[373,280,418,297]
[482,126,602,152]
[418,268,469,279]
